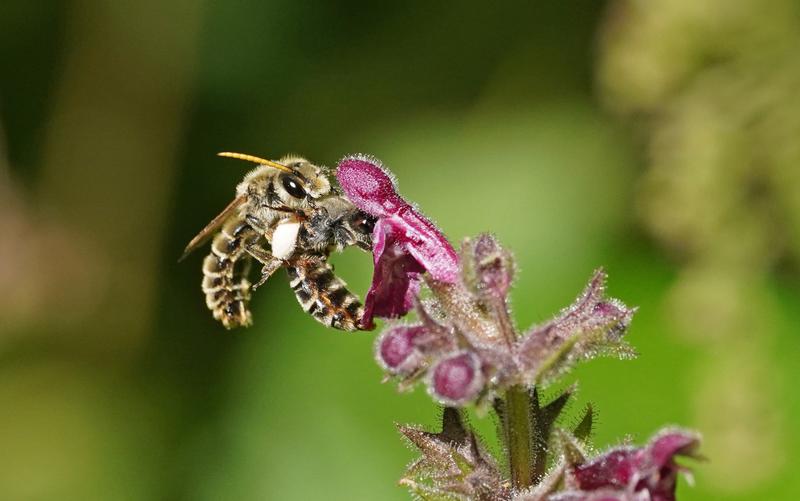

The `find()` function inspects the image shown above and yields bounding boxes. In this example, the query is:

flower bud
[376,325,427,374]
[516,269,636,383]
[429,351,484,405]
[463,233,514,300]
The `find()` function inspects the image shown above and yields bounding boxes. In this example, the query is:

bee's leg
[243,242,273,264]
[244,243,284,290]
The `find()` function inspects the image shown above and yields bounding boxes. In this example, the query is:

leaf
[540,386,574,432]
[397,407,507,500]
[573,404,594,442]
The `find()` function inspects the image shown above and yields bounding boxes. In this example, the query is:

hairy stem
[530,391,548,484]
[504,385,534,490]
[492,300,516,350]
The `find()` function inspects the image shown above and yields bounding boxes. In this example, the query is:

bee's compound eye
[354,214,376,235]
[281,175,307,199]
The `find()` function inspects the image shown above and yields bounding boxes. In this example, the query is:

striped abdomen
[202,218,259,329]
[287,257,364,331]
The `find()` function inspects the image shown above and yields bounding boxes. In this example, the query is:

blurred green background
[1,1,799,499]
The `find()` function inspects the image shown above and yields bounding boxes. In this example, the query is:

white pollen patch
[272,220,301,259]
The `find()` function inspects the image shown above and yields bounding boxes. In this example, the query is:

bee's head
[220,152,333,212]
[273,155,332,208]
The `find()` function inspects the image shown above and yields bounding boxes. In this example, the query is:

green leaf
[540,386,574,431]
[573,404,594,442]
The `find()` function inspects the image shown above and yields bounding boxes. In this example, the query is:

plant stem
[530,391,548,484]
[504,385,533,490]
[493,301,516,350]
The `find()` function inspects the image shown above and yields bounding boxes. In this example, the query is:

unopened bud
[376,325,427,374]
[429,351,484,405]
[463,234,514,300]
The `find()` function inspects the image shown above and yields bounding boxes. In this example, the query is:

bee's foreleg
[244,243,284,290]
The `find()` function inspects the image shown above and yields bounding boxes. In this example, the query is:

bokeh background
[1,1,799,499]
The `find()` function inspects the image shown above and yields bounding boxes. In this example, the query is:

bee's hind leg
[244,243,284,290]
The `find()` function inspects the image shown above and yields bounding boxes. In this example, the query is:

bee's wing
[179,195,246,261]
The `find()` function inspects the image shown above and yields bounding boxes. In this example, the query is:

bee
[181,152,375,331]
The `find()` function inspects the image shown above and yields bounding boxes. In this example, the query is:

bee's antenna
[217,152,293,173]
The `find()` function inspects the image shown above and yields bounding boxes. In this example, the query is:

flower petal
[571,448,638,491]
[361,219,426,327]
[335,154,405,217]
[647,429,701,468]
[393,209,459,283]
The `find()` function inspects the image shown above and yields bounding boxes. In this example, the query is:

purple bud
[429,352,484,405]
[467,233,514,299]
[376,324,427,373]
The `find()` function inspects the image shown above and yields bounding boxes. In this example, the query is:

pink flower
[559,429,701,501]
[336,155,459,327]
